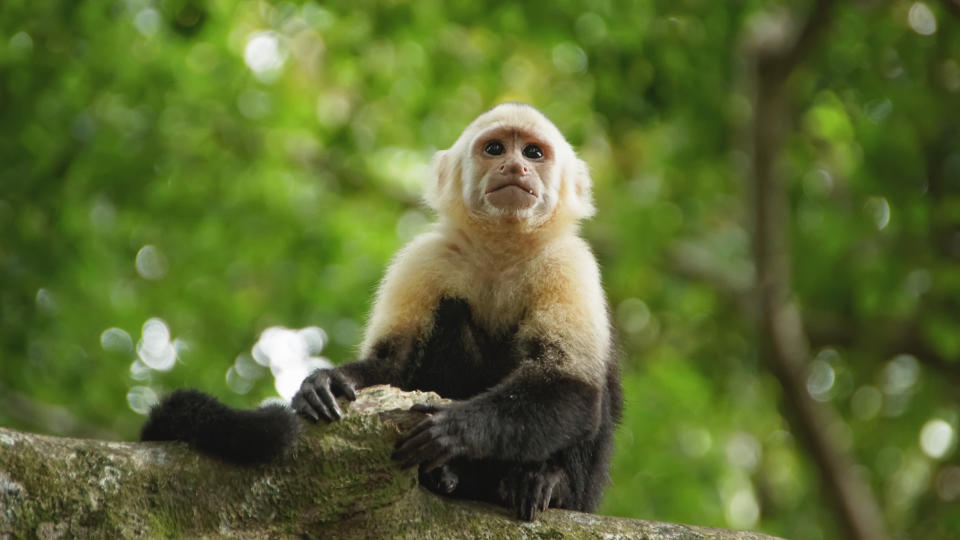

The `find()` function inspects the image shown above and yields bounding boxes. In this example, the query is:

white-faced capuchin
[141,103,622,521]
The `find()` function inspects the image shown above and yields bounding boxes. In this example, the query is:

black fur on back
[140,389,299,465]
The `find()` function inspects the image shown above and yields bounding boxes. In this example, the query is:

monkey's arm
[392,357,602,469]
[294,234,447,422]
[292,336,416,422]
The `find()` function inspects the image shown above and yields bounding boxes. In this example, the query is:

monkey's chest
[399,297,521,399]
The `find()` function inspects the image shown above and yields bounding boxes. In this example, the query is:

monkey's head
[426,103,595,231]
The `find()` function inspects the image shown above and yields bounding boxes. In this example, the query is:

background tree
[1,1,958,538]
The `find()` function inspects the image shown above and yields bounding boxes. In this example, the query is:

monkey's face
[468,125,557,221]
[426,103,595,229]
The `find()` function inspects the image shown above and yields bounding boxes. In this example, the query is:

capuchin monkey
[293,102,621,520]
[142,103,621,521]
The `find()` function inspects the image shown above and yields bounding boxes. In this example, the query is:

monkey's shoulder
[399,231,600,292]
[364,231,607,352]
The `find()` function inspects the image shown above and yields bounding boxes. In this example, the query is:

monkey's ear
[563,157,596,219]
[424,149,459,213]
[423,150,449,213]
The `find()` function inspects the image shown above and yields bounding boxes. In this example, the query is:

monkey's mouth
[487,178,540,197]
[485,181,539,210]
[488,183,537,196]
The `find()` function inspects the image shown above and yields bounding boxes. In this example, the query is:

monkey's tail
[140,389,299,465]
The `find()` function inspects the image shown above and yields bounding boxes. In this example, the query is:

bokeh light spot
[726,488,760,529]
[244,31,288,82]
[226,366,255,394]
[552,42,588,74]
[726,432,761,471]
[865,196,890,231]
[250,326,332,400]
[9,31,33,53]
[137,318,177,371]
[127,386,159,415]
[617,298,651,335]
[35,288,57,314]
[806,359,836,402]
[135,245,168,280]
[884,354,919,395]
[908,3,937,36]
[133,8,161,37]
[100,327,133,353]
[920,419,954,459]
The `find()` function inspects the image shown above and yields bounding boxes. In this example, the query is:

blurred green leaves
[1,1,959,538]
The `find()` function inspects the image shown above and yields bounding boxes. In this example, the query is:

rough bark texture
[1,386,778,539]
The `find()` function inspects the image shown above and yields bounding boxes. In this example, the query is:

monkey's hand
[291,368,358,422]
[499,463,566,521]
[391,403,475,472]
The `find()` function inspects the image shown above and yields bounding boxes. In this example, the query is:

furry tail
[140,389,299,465]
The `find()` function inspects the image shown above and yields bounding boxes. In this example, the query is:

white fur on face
[426,103,594,229]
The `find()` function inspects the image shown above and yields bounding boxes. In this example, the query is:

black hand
[500,464,564,521]
[391,402,470,472]
[291,368,358,422]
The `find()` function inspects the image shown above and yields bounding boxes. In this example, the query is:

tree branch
[743,2,890,540]
[0,386,778,539]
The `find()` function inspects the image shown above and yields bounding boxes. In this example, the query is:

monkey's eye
[522,144,544,160]
[484,141,505,156]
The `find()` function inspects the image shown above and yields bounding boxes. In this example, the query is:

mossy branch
[1,386,778,539]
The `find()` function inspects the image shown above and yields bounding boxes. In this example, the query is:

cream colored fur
[361,103,609,385]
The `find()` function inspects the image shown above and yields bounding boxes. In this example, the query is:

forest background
[2,1,959,538]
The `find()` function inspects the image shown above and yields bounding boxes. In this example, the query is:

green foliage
[1,1,958,538]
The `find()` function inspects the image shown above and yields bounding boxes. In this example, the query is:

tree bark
[0,386,778,539]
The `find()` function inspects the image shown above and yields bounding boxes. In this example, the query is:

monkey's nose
[498,162,528,175]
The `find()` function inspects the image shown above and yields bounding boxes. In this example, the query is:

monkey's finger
[410,403,444,414]
[420,447,457,473]
[544,473,560,509]
[394,442,434,469]
[315,386,342,420]
[537,479,551,513]
[331,373,358,401]
[524,474,548,521]
[392,433,437,465]
[518,492,535,521]
[399,435,456,470]
[303,388,336,422]
[291,395,320,422]
[390,439,423,464]
[528,478,541,521]
[395,417,439,449]
[415,438,458,471]
[393,424,439,457]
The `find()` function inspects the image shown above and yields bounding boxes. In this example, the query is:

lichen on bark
[0,386,779,539]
